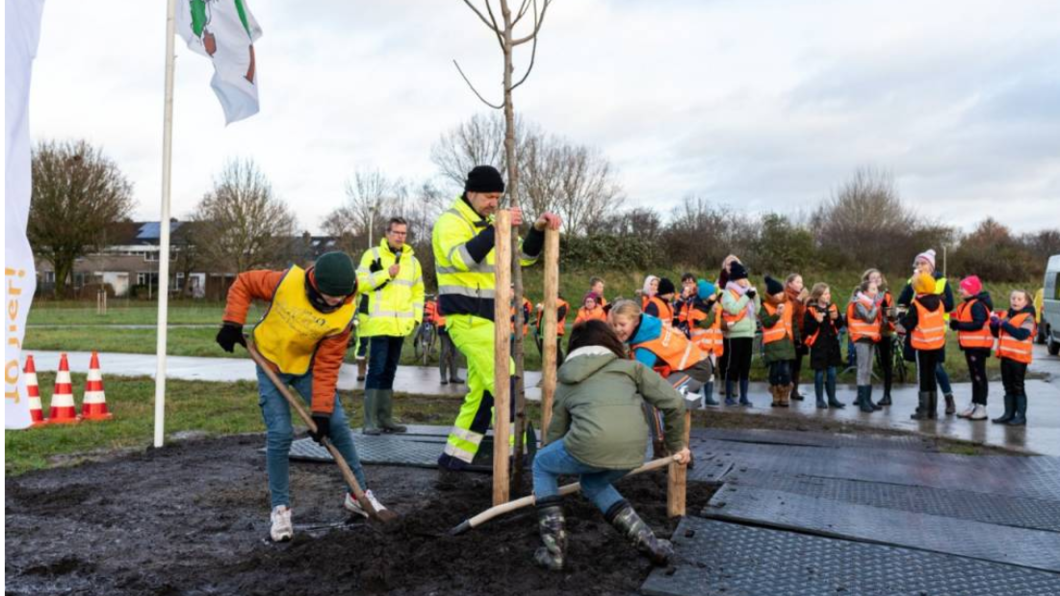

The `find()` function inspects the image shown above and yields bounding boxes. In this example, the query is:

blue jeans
[935,362,952,395]
[257,364,368,508]
[366,335,404,390]
[532,439,628,513]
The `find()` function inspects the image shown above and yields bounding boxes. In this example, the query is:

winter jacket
[356,239,425,338]
[721,287,760,339]
[898,271,954,313]
[803,302,844,370]
[899,293,945,361]
[545,346,686,469]
[627,314,666,369]
[759,300,797,363]
[950,292,994,351]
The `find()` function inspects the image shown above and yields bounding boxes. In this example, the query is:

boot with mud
[270,505,293,542]
[378,389,407,433]
[910,391,931,420]
[356,358,367,382]
[992,394,1015,424]
[363,389,382,436]
[533,496,568,571]
[605,501,673,566]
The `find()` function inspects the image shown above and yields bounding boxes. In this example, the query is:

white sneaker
[969,404,988,420]
[344,489,388,518]
[270,505,293,542]
[957,402,975,418]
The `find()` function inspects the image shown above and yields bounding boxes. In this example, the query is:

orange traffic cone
[81,351,112,421]
[48,353,80,424]
[24,355,46,427]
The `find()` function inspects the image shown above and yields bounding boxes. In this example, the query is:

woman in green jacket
[532,320,691,571]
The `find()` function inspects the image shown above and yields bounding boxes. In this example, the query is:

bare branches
[512,0,551,46]
[512,0,533,26]
[453,60,504,109]
[510,26,538,92]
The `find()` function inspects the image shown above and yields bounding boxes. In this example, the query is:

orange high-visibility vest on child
[690,302,725,357]
[846,297,881,343]
[955,299,994,349]
[761,301,794,344]
[632,324,708,379]
[997,312,1034,364]
[803,304,838,347]
[910,298,946,350]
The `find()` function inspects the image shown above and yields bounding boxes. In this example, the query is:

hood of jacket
[629,313,663,346]
[558,346,619,384]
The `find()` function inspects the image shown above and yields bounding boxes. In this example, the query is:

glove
[215,322,246,353]
[309,413,331,444]
[369,258,383,273]
[949,319,959,331]
[745,289,756,299]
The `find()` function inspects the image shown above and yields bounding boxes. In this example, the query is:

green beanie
[313,252,356,296]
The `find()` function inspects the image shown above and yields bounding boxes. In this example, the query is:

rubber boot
[363,390,382,435]
[701,381,719,407]
[944,393,956,416]
[826,379,844,409]
[815,381,828,409]
[868,386,881,411]
[605,501,673,566]
[992,394,1015,424]
[791,371,804,401]
[857,386,874,413]
[739,378,753,407]
[1006,394,1027,426]
[533,497,567,571]
[356,359,367,382]
[927,392,939,419]
[378,389,407,433]
[878,390,892,407]
[910,392,930,420]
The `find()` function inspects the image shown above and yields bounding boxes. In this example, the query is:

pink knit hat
[960,275,982,295]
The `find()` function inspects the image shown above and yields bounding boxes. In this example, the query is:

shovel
[244,339,398,523]
[448,454,679,535]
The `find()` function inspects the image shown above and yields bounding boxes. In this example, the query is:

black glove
[215,322,246,353]
[309,414,331,444]
[948,319,960,331]
[745,289,756,299]
[369,258,383,273]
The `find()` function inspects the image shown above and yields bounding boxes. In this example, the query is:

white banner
[5,0,45,430]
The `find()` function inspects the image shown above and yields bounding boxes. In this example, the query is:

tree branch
[512,0,532,26]
[512,0,551,46]
[509,23,538,92]
[463,0,505,50]
[453,59,504,110]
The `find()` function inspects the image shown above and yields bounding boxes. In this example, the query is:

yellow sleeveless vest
[253,266,356,375]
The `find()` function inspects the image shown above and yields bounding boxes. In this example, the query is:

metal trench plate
[702,484,1060,573]
[695,427,937,452]
[722,469,1060,533]
[641,517,1060,596]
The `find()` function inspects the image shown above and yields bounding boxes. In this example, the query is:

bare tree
[321,168,407,252]
[551,142,623,235]
[188,159,298,273]
[431,112,526,190]
[29,140,135,297]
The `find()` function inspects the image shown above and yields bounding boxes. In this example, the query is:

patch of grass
[28,301,266,326]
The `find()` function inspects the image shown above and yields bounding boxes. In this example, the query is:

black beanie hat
[728,261,748,281]
[764,275,784,296]
[465,165,505,194]
[657,278,676,296]
[313,252,356,296]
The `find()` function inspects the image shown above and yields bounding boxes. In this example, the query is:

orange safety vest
[510,297,531,335]
[996,312,1034,364]
[535,298,570,336]
[954,299,993,349]
[761,301,794,344]
[803,303,838,347]
[647,296,674,327]
[910,297,946,350]
[574,306,607,325]
[846,297,881,343]
[688,303,724,357]
[881,291,896,333]
[632,324,708,378]
[721,288,750,326]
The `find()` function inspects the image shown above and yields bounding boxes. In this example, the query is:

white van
[1043,255,1060,356]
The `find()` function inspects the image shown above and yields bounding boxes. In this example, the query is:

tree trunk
[53,256,74,299]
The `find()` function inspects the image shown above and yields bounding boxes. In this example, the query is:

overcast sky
[28,0,1060,234]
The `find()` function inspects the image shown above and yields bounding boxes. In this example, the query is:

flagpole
[154,0,178,448]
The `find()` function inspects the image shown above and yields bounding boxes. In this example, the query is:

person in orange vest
[848,279,884,413]
[861,269,897,407]
[534,294,571,367]
[575,292,607,325]
[674,273,700,334]
[898,272,947,420]
[215,252,389,542]
[949,276,993,420]
[428,298,464,386]
[802,283,846,409]
[760,276,797,407]
[990,289,1036,426]
[784,273,810,401]
[687,279,723,407]
[510,289,532,355]
[588,277,608,311]
[639,275,660,309]
[644,278,676,326]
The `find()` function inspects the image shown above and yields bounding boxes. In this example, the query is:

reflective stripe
[955,299,994,349]
[457,244,475,267]
[443,442,477,463]
[439,285,496,299]
[676,343,694,371]
[997,313,1034,364]
[369,309,416,318]
[438,264,495,275]
[449,426,484,445]
[391,279,416,287]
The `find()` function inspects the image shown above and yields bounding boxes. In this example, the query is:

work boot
[910,392,931,420]
[857,386,874,413]
[1006,394,1027,426]
[969,404,988,421]
[270,505,293,542]
[826,382,845,409]
[356,359,367,382]
[992,394,1015,424]
[944,393,956,416]
[605,501,673,566]
[927,392,939,419]
[700,381,719,407]
[363,390,382,436]
[378,389,407,433]
[533,497,567,571]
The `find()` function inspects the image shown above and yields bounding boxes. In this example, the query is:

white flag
[177,0,263,124]
[5,0,45,430]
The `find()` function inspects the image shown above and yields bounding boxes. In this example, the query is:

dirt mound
[6,434,715,596]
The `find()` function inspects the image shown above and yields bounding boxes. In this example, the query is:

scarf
[725,281,756,319]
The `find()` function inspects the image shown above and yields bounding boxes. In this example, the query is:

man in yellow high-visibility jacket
[357,217,424,435]
[433,165,561,470]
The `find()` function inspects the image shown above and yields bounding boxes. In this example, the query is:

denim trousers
[366,335,404,390]
[532,439,629,513]
[257,364,367,508]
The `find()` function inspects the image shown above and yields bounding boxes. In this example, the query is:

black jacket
[803,302,844,370]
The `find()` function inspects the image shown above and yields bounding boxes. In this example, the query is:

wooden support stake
[667,409,692,517]
[540,227,560,442]
[492,209,512,507]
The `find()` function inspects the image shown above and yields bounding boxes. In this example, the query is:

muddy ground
[6,434,715,596]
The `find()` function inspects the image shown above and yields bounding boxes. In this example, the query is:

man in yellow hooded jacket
[433,165,561,470]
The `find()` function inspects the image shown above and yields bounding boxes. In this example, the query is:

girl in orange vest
[949,276,993,420]
[785,273,810,401]
[645,278,677,327]
[862,269,897,407]
[575,293,607,325]
[759,276,797,407]
[898,272,947,420]
[802,283,845,409]
[989,289,1036,426]
[639,275,660,310]
[848,280,883,413]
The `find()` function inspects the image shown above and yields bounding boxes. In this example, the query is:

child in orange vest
[759,276,796,407]
[686,279,722,407]
[575,293,607,325]
[645,278,677,326]
[802,283,845,409]
[785,273,810,401]
[990,289,1036,426]
[849,279,884,413]
[898,272,946,420]
[949,276,993,420]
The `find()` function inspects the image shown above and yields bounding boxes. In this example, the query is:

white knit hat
[914,249,936,270]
